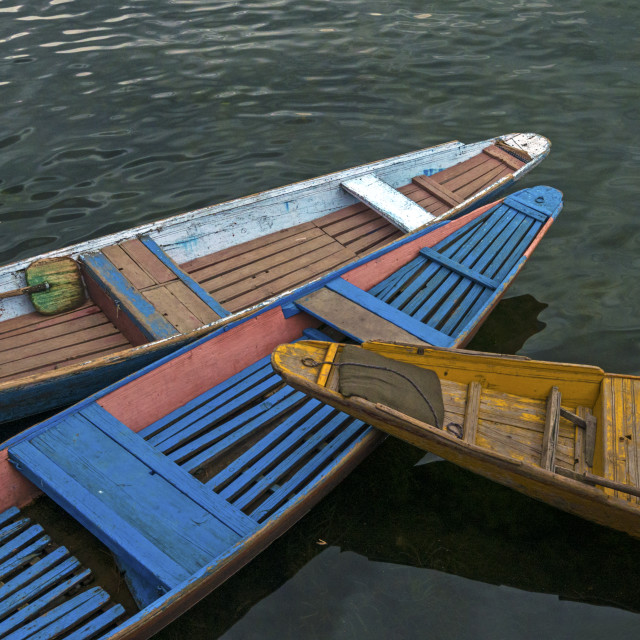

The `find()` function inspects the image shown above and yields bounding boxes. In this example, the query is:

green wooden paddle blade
[26,257,86,315]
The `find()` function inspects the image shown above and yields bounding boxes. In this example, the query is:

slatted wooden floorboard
[601,376,640,503]
[0,303,131,382]
[0,506,125,639]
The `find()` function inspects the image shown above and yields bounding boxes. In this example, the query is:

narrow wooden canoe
[0,133,549,424]
[0,187,560,639]
[272,337,640,540]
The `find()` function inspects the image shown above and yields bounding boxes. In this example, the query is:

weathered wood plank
[120,238,176,285]
[412,174,463,208]
[142,286,203,334]
[164,280,221,326]
[341,174,435,232]
[541,386,562,470]
[101,244,156,290]
[346,226,403,256]
[463,381,482,444]
[483,144,526,170]
[0,302,99,339]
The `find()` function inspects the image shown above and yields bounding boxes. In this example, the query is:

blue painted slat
[166,386,297,465]
[8,441,189,593]
[230,406,351,510]
[215,400,331,497]
[250,418,367,522]
[324,278,454,347]
[418,247,499,289]
[24,588,111,640]
[140,235,230,318]
[0,536,51,582]
[407,205,519,323]
[0,568,91,638]
[81,404,256,537]
[140,354,273,440]
[177,388,306,472]
[81,252,177,340]
[503,194,551,222]
[150,372,282,454]
[0,555,80,618]
[0,518,30,545]
[0,546,69,603]
[2,586,106,640]
[0,507,19,528]
[62,604,126,640]
[367,258,423,302]
[0,525,44,564]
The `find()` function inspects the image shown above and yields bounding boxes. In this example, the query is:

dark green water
[2,1,640,637]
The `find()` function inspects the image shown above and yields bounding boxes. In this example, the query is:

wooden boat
[271,331,640,540]
[0,187,560,639]
[0,133,549,424]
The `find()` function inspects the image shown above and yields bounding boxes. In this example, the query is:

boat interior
[286,340,640,507]
[0,143,526,386]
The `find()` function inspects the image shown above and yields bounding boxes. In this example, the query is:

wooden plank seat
[341,174,436,232]
[294,192,555,348]
[0,506,125,639]
[8,406,257,608]
[80,236,228,344]
[140,332,370,524]
[0,303,132,383]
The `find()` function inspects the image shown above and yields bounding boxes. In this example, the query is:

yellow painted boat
[271,340,640,538]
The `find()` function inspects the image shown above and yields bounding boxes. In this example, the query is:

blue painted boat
[0,133,550,424]
[0,186,562,638]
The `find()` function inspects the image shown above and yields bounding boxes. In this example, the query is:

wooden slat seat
[0,303,132,383]
[9,406,257,606]
[341,174,436,232]
[80,237,228,343]
[0,507,125,639]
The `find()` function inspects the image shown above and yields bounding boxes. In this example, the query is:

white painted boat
[0,133,549,424]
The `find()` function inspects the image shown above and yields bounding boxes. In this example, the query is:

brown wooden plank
[541,386,561,470]
[482,144,526,171]
[0,312,113,354]
[0,323,123,366]
[412,174,463,208]
[164,280,221,325]
[101,244,156,290]
[320,209,383,239]
[463,381,482,444]
[181,222,318,273]
[295,288,427,345]
[120,238,177,285]
[434,152,488,183]
[202,233,339,293]
[192,227,329,285]
[346,226,403,256]
[455,165,510,200]
[224,248,357,312]
[443,157,502,193]
[312,202,370,228]
[0,333,131,379]
[142,286,203,334]
[335,217,395,246]
[0,302,98,338]
[213,240,356,304]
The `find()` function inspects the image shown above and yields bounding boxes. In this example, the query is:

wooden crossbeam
[541,386,561,470]
[412,174,463,208]
[463,381,482,444]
